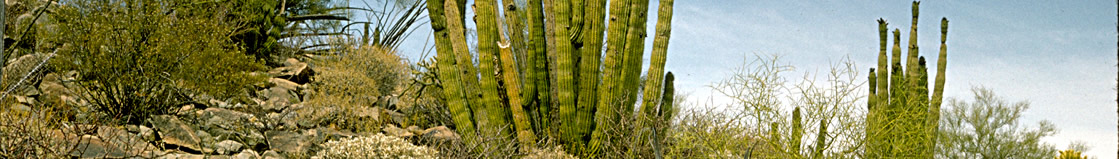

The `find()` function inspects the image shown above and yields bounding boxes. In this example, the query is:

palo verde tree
[424,0,677,157]
[865,1,950,158]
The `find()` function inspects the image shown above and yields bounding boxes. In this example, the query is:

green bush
[47,0,267,124]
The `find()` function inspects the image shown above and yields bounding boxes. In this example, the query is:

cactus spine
[866,1,949,158]
[424,0,677,157]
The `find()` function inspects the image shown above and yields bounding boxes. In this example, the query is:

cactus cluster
[424,0,677,157]
[865,1,949,158]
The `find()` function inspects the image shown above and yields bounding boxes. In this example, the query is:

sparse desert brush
[310,45,408,104]
[523,145,577,159]
[305,45,410,131]
[315,133,439,159]
[664,102,755,158]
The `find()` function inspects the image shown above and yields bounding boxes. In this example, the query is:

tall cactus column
[423,0,679,156]
[424,0,476,144]
[865,1,949,157]
[928,17,949,153]
[590,0,633,153]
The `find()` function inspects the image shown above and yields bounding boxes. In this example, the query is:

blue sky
[365,0,1119,157]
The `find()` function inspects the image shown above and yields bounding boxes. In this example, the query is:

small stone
[422,126,460,142]
[262,150,284,159]
[9,103,30,112]
[383,125,413,138]
[150,115,212,153]
[214,140,244,155]
[269,78,301,91]
[177,104,195,116]
[268,58,314,84]
[266,131,309,155]
[406,125,424,135]
[232,149,260,159]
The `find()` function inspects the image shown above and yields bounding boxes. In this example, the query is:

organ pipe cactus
[790,107,803,156]
[423,0,475,145]
[865,1,949,158]
[423,0,678,157]
[653,72,676,158]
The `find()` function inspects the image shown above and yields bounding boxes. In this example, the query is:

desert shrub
[419,127,519,159]
[396,58,455,129]
[304,45,409,131]
[312,45,408,100]
[523,145,577,159]
[315,133,439,159]
[47,0,267,124]
[664,102,756,158]
[666,54,865,158]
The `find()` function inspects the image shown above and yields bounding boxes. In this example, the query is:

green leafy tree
[937,87,1058,159]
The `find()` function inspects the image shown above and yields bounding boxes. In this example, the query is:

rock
[232,149,260,159]
[210,99,231,109]
[268,58,313,84]
[150,115,212,153]
[214,140,244,155]
[375,95,399,108]
[125,125,155,141]
[2,53,47,96]
[382,108,408,126]
[12,95,34,105]
[406,125,424,135]
[39,77,72,96]
[382,124,413,138]
[421,126,460,142]
[196,130,216,152]
[96,126,158,152]
[269,78,301,91]
[262,86,299,112]
[242,130,268,152]
[38,78,75,106]
[310,128,356,145]
[176,104,197,116]
[9,103,30,112]
[200,108,261,130]
[158,153,230,159]
[279,103,339,129]
[266,131,309,155]
[68,135,131,158]
[41,71,77,84]
[353,106,380,119]
[66,126,160,158]
[261,150,284,159]
[282,58,301,67]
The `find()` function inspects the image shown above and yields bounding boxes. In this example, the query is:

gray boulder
[150,115,212,153]
[265,131,309,155]
[214,140,244,155]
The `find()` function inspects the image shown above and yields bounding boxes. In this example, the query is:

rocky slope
[3,54,457,158]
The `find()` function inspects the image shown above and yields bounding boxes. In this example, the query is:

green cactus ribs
[422,0,678,157]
